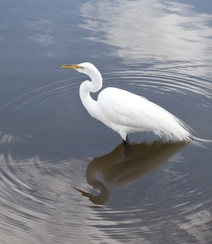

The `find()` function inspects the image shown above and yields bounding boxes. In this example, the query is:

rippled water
[1,0,212,243]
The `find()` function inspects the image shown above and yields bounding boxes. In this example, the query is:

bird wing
[98,87,157,129]
[97,87,189,135]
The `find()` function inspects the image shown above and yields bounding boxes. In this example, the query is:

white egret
[60,62,193,143]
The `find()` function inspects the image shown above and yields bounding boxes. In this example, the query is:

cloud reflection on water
[80,0,212,66]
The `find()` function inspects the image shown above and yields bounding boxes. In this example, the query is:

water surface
[0,0,212,243]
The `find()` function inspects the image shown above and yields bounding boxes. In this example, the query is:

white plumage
[60,62,192,142]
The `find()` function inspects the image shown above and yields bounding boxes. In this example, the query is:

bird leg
[123,135,131,159]
[123,134,129,145]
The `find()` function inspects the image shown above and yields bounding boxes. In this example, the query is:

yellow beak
[60,64,84,69]
[60,64,78,69]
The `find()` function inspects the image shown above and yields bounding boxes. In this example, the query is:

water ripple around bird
[1,60,212,243]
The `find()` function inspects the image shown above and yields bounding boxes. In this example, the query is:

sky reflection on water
[0,0,212,243]
[80,0,212,75]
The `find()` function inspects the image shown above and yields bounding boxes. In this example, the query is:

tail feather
[191,136,212,148]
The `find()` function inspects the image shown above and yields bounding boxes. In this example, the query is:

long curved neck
[79,70,102,119]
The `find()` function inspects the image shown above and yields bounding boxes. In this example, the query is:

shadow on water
[73,140,187,205]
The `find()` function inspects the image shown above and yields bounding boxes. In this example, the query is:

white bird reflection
[73,140,187,205]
